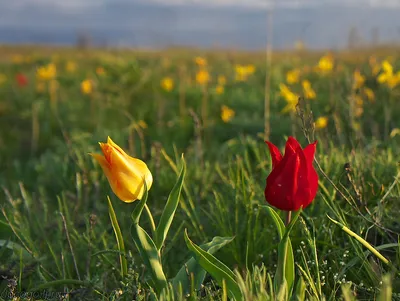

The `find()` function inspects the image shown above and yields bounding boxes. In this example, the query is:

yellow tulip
[317,54,334,73]
[36,63,57,81]
[286,69,300,84]
[81,79,93,94]
[195,56,207,67]
[91,137,153,202]
[196,70,210,85]
[215,85,224,95]
[161,77,174,92]
[301,80,316,99]
[66,61,77,73]
[221,105,235,123]
[314,116,328,129]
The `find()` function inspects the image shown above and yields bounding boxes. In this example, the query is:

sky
[0,0,399,49]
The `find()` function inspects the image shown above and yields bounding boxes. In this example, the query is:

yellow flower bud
[90,137,153,202]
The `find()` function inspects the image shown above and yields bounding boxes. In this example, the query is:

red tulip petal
[299,142,319,209]
[293,149,313,210]
[265,152,300,211]
[285,137,302,154]
[265,141,283,168]
[303,141,317,165]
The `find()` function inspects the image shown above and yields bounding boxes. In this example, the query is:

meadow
[0,44,399,300]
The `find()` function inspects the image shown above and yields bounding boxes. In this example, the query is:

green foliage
[0,46,399,300]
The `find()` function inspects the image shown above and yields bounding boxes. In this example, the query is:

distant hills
[0,2,399,49]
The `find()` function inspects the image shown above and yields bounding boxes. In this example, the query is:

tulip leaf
[131,223,168,294]
[107,197,128,277]
[294,277,306,301]
[261,205,295,296]
[172,235,234,295]
[155,155,186,251]
[131,181,149,224]
[275,208,302,297]
[184,229,243,301]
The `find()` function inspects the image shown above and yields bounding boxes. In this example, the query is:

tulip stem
[285,211,292,226]
[144,204,157,236]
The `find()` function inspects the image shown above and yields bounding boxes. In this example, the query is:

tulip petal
[90,153,111,174]
[128,157,153,191]
[285,137,302,154]
[107,136,128,156]
[265,141,282,168]
[293,149,312,210]
[265,152,300,211]
[303,141,317,165]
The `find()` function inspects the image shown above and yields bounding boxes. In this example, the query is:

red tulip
[16,73,28,87]
[265,137,318,211]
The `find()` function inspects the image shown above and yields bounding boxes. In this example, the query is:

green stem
[286,211,292,227]
[327,215,390,266]
[144,204,156,236]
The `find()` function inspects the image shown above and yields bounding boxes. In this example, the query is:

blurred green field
[0,45,400,300]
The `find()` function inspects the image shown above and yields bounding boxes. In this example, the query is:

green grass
[0,45,399,300]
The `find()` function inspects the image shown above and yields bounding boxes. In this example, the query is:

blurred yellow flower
[352,70,365,90]
[354,95,363,106]
[246,64,256,74]
[137,120,148,129]
[314,116,328,129]
[390,128,400,138]
[279,83,299,113]
[301,80,316,99]
[369,56,380,76]
[195,57,207,67]
[36,63,57,81]
[12,55,24,64]
[215,85,224,95]
[66,61,77,73]
[381,60,393,74]
[196,69,210,85]
[96,67,106,76]
[0,74,7,85]
[377,60,400,89]
[90,136,153,202]
[235,65,255,82]
[221,105,235,123]
[161,77,174,92]
[286,69,300,84]
[363,87,375,102]
[218,75,227,85]
[354,106,364,118]
[81,79,93,94]
[317,54,334,73]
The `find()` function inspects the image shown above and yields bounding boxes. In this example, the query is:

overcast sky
[0,0,399,49]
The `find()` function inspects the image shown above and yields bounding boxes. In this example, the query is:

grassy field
[0,45,400,300]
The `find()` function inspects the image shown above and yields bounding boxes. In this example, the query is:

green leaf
[378,274,392,301]
[261,206,296,296]
[0,239,32,261]
[275,209,302,298]
[172,236,234,295]
[184,230,242,301]
[131,223,167,294]
[155,155,186,251]
[107,197,127,277]
[293,277,306,301]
